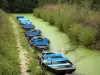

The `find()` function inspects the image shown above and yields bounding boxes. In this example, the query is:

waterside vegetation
[34,2,100,50]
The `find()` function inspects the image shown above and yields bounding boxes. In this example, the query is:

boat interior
[41,53,73,69]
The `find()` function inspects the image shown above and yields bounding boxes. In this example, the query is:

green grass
[34,4,100,49]
[0,10,20,75]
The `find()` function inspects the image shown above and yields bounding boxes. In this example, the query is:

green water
[13,14,100,75]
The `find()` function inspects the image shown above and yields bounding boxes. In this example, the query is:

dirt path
[10,17,29,75]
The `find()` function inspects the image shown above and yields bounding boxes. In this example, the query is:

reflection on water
[13,14,100,75]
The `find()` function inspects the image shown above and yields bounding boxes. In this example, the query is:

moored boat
[39,51,76,74]
[20,20,32,25]
[22,24,35,30]
[18,18,32,25]
[16,16,24,20]
[25,29,41,40]
[30,36,50,50]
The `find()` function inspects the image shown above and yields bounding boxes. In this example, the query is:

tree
[0,0,9,11]
[14,0,38,12]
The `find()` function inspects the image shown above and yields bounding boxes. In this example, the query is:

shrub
[78,26,97,45]
[34,8,41,17]
[62,15,74,33]
[40,11,50,21]
[46,12,55,24]
[54,14,64,31]
[69,23,81,41]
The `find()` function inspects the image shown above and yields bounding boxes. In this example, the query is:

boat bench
[42,54,62,58]
[48,63,71,67]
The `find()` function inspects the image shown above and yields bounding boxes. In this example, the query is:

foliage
[34,4,100,49]
[34,8,41,17]
[0,0,38,12]
[0,0,9,11]
[69,23,81,41]
[0,0,100,12]
[78,26,97,45]
[14,0,38,13]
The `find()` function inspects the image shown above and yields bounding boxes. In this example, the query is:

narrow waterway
[13,14,100,75]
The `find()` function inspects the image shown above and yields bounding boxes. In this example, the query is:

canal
[13,14,100,75]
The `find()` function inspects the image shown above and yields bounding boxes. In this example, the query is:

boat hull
[41,63,76,74]
[30,38,50,51]
[25,33,41,40]
[40,52,76,74]
[33,45,49,51]
[30,41,50,51]
[22,27,34,31]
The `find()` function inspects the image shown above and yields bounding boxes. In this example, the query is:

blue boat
[39,51,76,74]
[16,16,24,20]
[18,18,32,25]
[22,24,35,30]
[18,18,29,21]
[20,20,32,25]
[30,36,50,50]
[25,29,41,40]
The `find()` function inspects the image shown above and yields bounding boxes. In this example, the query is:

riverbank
[13,13,100,75]
[34,4,100,50]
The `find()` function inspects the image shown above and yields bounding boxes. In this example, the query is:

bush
[69,23,81,41]
[78,26,97,45]
[40,11,50,21]
[54,14,64,31]
[46,12,55,24]
[34,8,41,17]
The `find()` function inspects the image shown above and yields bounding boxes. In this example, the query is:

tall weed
[78,26,97,45]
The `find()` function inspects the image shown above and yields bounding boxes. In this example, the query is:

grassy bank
[34,4,100,50]
[0,10,20,74]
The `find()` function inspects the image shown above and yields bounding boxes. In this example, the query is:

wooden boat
[30,36,50,50]
[22,24,35,31]
[16,16,24,20]
[25,29,41,40]
[39,51,76,74]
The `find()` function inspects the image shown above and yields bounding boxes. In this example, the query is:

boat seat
[31,38,49,46]
[18,18,29,21]
[42,54,62,58]
[48,63,71,67]
[43,58,68,63]
[23,25,34,29]
[26,30,41,36]
[20,20,32,25]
